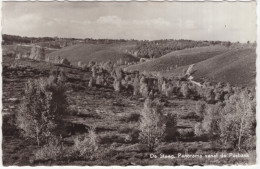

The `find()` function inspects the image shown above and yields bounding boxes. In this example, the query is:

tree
[165,84,174,97]
[181,83,190,98]
[16,77,68,146]
[113,78,122,92]
[139,76,149,97]
[220,90,256,150]
[88,77,95,87]
[139,98,165,151]
[157,75,164,94]
[194,103,223,139]
[133,75,140,96]
[205,88,215,104]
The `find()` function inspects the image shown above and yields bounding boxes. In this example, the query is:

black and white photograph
[1,0,257,166]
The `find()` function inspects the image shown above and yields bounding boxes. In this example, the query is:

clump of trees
[16,75,68,146]
[194,89,256,151]
[139,98,178,151]
[128,39,231,59]
[220,90,256,150]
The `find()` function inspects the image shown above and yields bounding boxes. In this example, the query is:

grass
[168,48,256,87]
[46,43,139,65]
[126,45,228,72]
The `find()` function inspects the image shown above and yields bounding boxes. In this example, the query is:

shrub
[34,137,64,161]
[180,83,190,98]
[157,75,164,93]
[164,113,177,142]
[139,77,149,97]
[214,88,225,102]
[78,61,82,68]
[91,66,97,77]
[165,85,173,97]
[114,68,124,80]
[139,98,166,151]
[72,127,99,159]
[102,61,113,73]
[88,77,95,87]
[140,82,149,98]
[57,69,67,83]
[113,78,122,92]
[195,102,206,120]
[161,81,167,95]
[88,61,96,68]
[133,75,140,96]
[205,88,215,104]
[124,112,140,123]
[16,77,68,146]
[96,75,104,85]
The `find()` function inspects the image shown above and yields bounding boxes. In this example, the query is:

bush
[113,68,124,80]
[181,83,190,98]
[102,61,113,73]
[205,88,215,104]
[34,137,64,161]
[57,69,67,82]
[157,75,164,94]
[133,75,140,96]
[195,102,206,120]
[113,79,122,92]
[161,81,167,95]
[72,128,98,159]
[96,75,104,85]
[91,66,97,77]
[124,112,140,123]
[88,77,95,87]
[165,85,173,97]
[164,113,177,142]
[16,77,68,146]
[139,98,165,151]
[139,76,149,97]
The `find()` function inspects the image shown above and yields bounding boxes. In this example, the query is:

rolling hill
[173,48,256,87]
[126,45,256,87]
[46,43,139,65]
[126,45,229,72]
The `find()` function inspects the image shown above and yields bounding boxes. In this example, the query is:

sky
[2,1,257,42]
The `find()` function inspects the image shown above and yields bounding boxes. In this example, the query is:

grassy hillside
[126,45,228,72]
[164,48,256,87]
[46,43,139,65]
